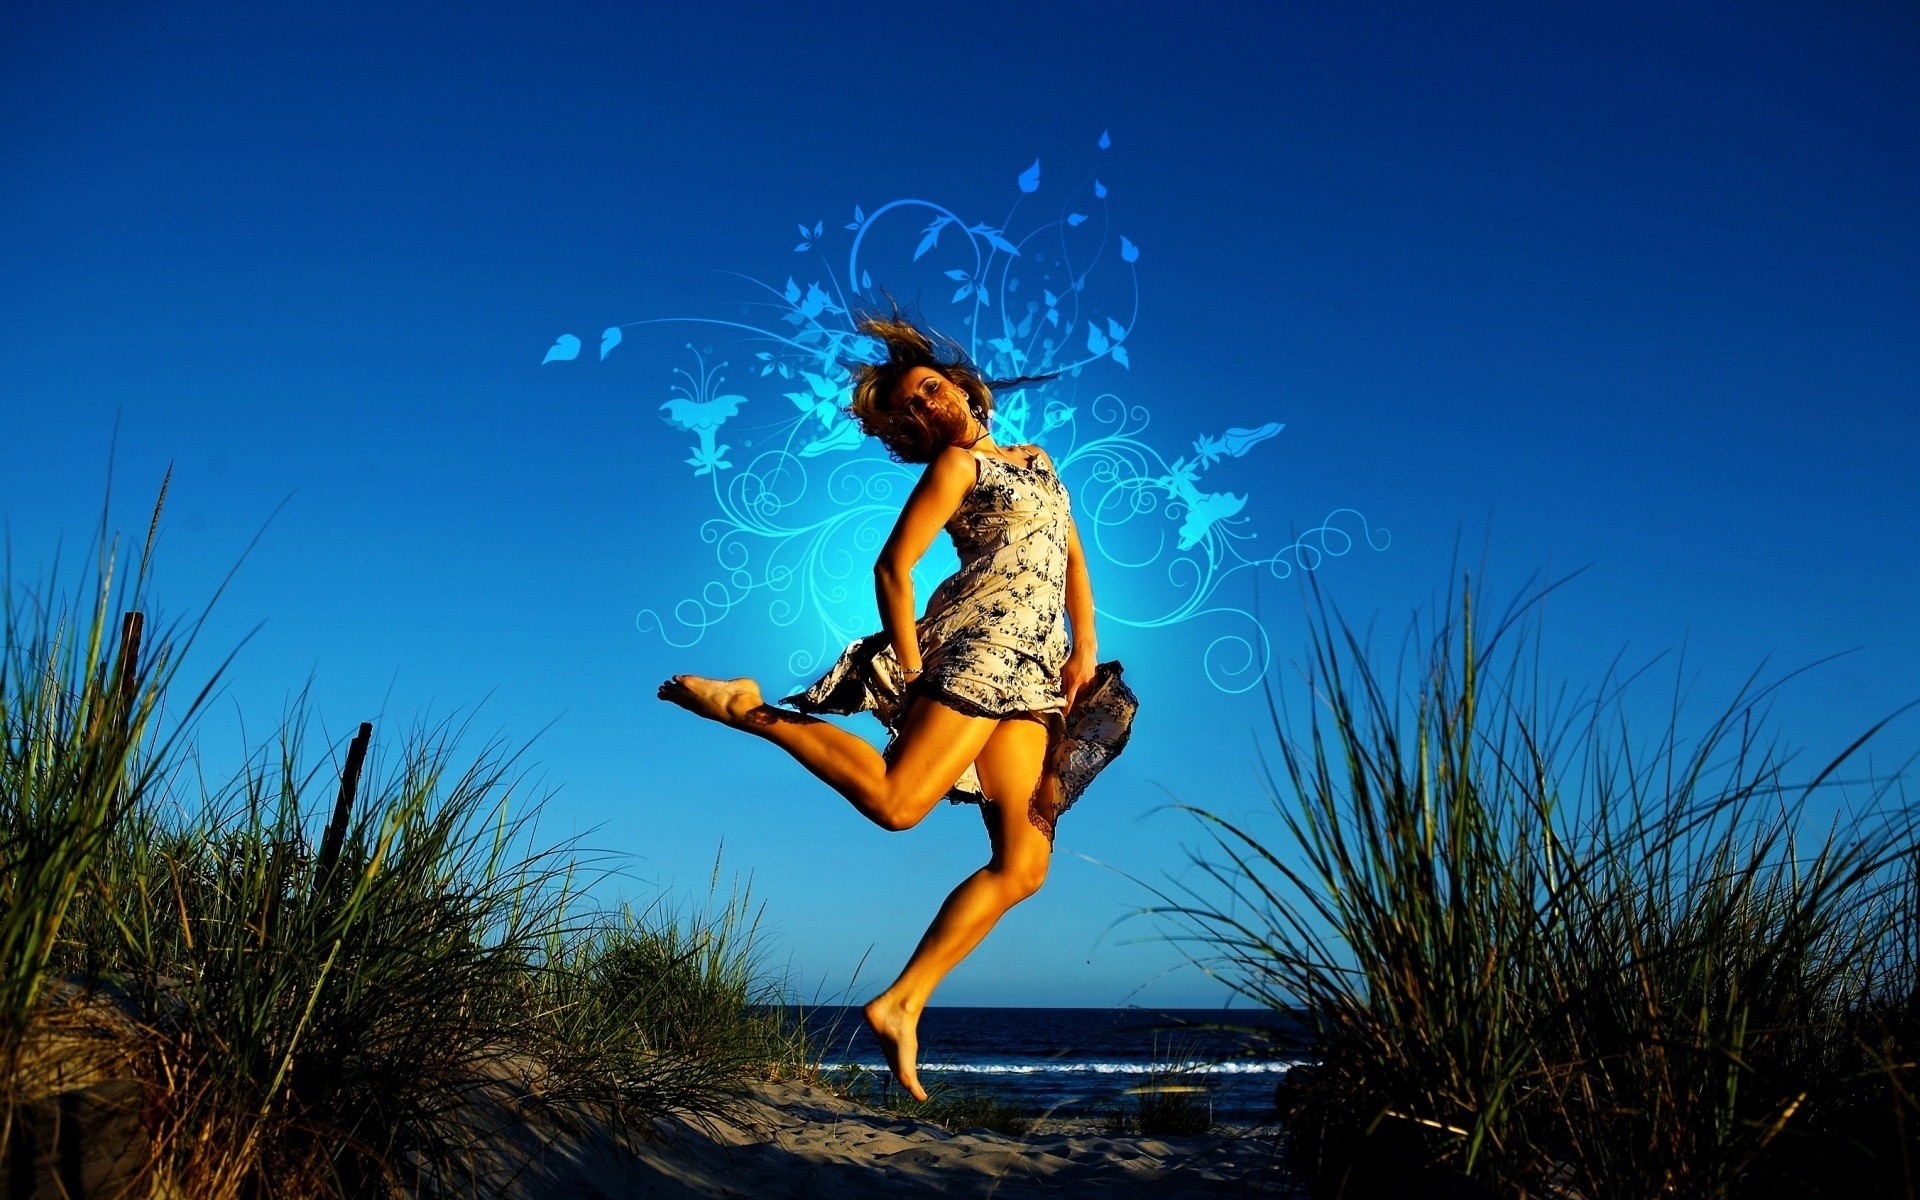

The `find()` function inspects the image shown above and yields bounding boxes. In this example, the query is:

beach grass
[826,1063,1036,1136]
[1101,1035,1219,1136]
[1103,1075,1214,1137]
[1150,571,1920,1198]
[2,500,817,1197]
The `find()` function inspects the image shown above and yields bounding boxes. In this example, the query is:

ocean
[795,1007,1311,1124]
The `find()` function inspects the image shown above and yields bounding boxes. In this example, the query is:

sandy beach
[504,1077,1289,1198]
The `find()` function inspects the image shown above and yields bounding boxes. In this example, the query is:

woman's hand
[1061,648,1098,714]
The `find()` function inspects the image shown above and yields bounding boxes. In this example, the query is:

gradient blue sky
[4,2,1915,1007]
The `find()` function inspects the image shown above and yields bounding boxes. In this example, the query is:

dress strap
[967,447,1043,470]
[965,448,990,481]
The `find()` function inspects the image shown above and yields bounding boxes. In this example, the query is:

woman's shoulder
[929,443,982,470]
[924,443,983,489]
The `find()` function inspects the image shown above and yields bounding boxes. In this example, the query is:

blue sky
[3,2,1915,1007]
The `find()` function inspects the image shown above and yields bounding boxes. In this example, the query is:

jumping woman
[657,310,1137,1100]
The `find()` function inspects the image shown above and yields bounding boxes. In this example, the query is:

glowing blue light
[549,136,1388,693]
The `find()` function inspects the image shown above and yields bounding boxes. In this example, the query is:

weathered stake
[103,611,146,833]
[114,612,143,737]
[315,722,374,888]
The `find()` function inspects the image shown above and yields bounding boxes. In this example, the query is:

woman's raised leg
[656,674,997,832]
[861,715,1053,1100]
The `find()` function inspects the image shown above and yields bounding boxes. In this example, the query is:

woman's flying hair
[844,298,1060,464]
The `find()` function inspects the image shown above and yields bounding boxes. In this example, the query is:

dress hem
[785,653,1136,846]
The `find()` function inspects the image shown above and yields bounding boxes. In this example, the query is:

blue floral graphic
[546,132,1387,692]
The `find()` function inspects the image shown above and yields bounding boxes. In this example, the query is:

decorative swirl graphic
[549,131,1388,692]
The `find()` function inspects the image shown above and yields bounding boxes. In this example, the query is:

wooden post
[113,612,143,737]
[101,612,146,836]
[0,1081,147,1199]
[314,722,373,889]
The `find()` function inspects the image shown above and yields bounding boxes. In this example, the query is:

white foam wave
[831,1059,1303,1076]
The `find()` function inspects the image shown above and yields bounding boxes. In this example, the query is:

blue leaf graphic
[1098,130,1111,149]
[801,283,829,318]
[1086,324,1110,355]
[1094,178,1108,198]
[599,326,622,360]
[800,369,840,399]
[944,269,970,281]
[854,204,866,223]
[1067,213,1087,226]
[799,419,864,457]
[861,269,872,289]
[541,334,581,365]
[914,224,943,261]
[1220,423,1284,456]
[794,242,809,252]
[1017,158,1041,193]
[983,229,1020,256]
[1043,289,1058,307]
[1106,317,1125,341]
[797,223,811,239]
[952,283,973,303]
[1120,236,1139,263]
[1111,345,1130,369]
[813,220,823,237]
[784,277,801,302]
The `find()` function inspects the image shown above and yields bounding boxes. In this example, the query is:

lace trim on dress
[901,673,1048,724]
[964,660,1137,846]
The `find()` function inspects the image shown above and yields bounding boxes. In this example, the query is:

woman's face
[893,366,975,438]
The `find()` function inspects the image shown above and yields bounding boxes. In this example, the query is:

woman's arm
[874,446,977,672]
[1031,447,1097,658]
[1063,515,1097,661]
[1035,447,1099,711]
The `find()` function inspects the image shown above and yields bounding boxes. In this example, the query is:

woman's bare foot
[656,675,764,727]
[863,993,926,1102]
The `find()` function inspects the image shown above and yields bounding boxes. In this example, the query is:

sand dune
[4,994,1286,1196]
[505,1078,1288,1198]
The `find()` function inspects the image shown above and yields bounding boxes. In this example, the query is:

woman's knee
[997,850,1049,900]
[873,776,949,831]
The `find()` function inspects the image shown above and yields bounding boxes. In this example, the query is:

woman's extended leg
[656,675,998,832]
[861,716,1053,1100]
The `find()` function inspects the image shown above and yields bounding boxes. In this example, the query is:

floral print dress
[781,447,1138,842]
